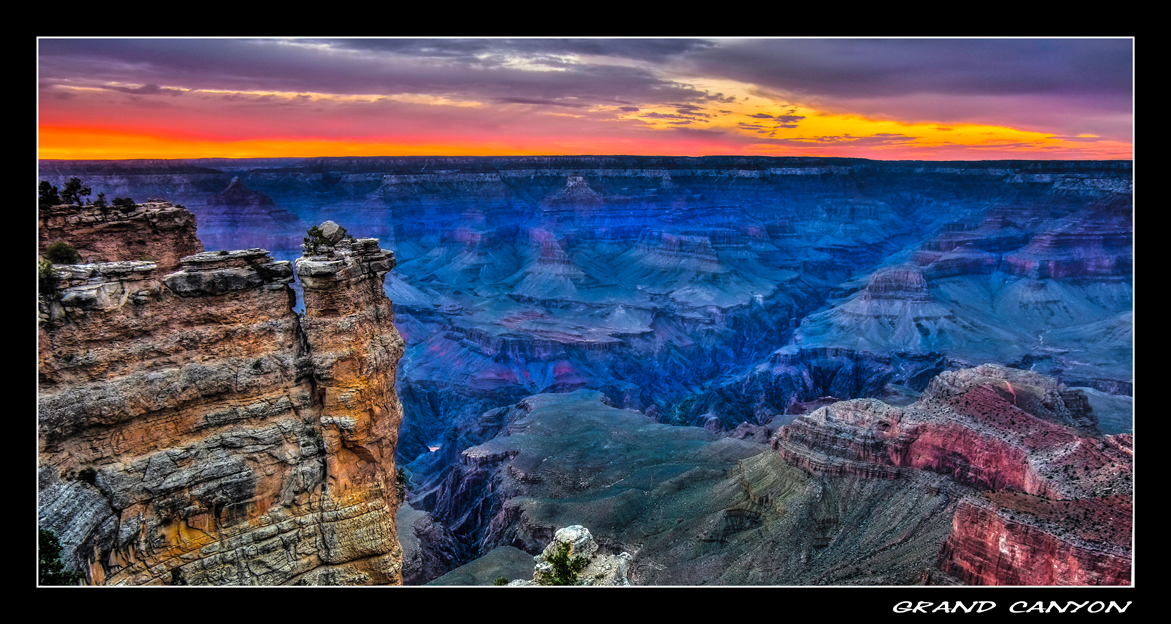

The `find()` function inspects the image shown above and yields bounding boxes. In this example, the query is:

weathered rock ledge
[38,207,405,585]
[39,200,203,271]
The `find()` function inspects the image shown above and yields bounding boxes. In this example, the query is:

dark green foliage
[39,181,62,209]
[77,467,98,486]
[93,192,108,212]
[217,250,229,256]
[45,241,82,264]
[542,542,587,586]
[39,528,86,586]
[39,259,58,295]
[112,197,137,213]
[303,225,330,254]
[60,178,91,206]
[493,576,509,586]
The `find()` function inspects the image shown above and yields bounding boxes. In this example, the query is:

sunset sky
[37,38,1133,161]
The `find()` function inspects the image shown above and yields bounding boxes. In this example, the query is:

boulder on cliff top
[320,221,347,244]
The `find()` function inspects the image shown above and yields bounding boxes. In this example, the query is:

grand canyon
[37,156,1132,587]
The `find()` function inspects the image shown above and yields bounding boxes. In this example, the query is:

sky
[37,38,1133,161]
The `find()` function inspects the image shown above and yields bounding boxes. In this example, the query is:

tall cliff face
[37,204,405,585]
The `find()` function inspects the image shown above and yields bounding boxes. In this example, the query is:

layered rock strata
[39,200,203,270]
[38,207,405,585]
[771,364,1132,585]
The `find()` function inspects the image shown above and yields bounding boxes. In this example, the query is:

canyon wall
[37,203,405,585]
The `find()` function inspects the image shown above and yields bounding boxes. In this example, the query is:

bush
[38,259,58,295]
[39,181,62,209]
[39,528,86,585]
[541,541,587,586]
[303,225,330,254]
[493,576,509,586]
[77,467,97,486]
[45,241,82,264]
[112,197,137,213]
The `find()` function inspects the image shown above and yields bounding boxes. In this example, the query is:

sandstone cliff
[38,205,405,585]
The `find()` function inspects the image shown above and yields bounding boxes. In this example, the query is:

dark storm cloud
[689,39,1132,100]
[37,38,716,109]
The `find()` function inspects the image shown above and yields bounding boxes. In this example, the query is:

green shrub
[303,225,330,254]
[541,542,587,586]
[45,241,82,264]
[39,528,86,585]
[77,467,97,486]
[493,576,509,586]
[38,259,58,295]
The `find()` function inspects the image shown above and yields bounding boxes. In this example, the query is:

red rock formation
[38,209,405,585]
[39,200,203,271]
[771,364,1132,585]
[937,494,1131,585]
[860,268,933,302]
[1001,206,1132,279]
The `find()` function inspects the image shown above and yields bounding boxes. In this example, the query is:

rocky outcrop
[771,364,1131,585]
[936,492,1131,586]
[511,525,632,586]
[39,200,203,270]
[38,206,405,585]
[1002,205,1132,280]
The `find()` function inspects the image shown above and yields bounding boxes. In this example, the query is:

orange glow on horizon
[38,122,1133,162]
